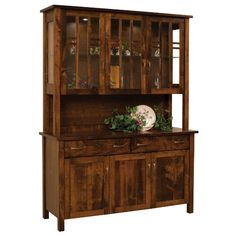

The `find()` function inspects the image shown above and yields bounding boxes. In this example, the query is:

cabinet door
[62,13,105,94]
[105,14,145,94]
[147,18,184,94]
[65,156,109,218]
[151,150,189,207]
[110,154,151,212]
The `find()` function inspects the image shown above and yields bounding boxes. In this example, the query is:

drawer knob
[70,146,86,150]
[173,140,185,144]
[113,144,126,148]
[136,143,147,147]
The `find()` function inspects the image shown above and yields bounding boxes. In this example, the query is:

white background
[1,0,236,235]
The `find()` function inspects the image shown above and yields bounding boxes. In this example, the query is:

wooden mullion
[105,14,111,92]
[118,19,122,88]
[130,20,134,89]
[99,13,106,94]
[159,22,162,88]
[169,22,173,87]
[141,17,147,94]
[179,22,185,91]
[87,17,91,89]
[75,16,79,89]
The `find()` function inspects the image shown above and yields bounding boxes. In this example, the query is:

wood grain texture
[110,153,151,212]
[151,150,188,206]
[41,6,197,231]
[40,5,193,19]
[65,156,109,218]
[183,18,189,130]
[65,139,130,157]
[60,95,169,135]
[53,8,62,136]
[187,134,194,213]
[132,135,189,153]
[45,137,59,216]
[42,136,49,219]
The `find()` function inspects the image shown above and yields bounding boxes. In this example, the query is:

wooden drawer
[65,139,130,157]
[131,135,189,153]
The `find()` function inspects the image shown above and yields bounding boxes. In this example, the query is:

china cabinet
[40,5,197,231]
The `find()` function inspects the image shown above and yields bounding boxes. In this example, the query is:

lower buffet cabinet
[42,133,195,231]
[64,150,189,217]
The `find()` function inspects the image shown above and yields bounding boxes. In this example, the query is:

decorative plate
[132,105,156,131]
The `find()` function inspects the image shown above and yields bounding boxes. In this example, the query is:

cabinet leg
[187,134,194,214]
[57,218,65,232]
[43,209,49,219]
[187,202,193,213]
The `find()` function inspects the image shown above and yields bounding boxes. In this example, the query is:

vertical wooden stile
[76,16,80,89]
[159,22,162,89]
[87,17,91,88]
[43,14,49,133]
[130,20,134,89]
[142,17,147,94]
[180,21,185,91]
[183,19,189,130]
[169,22,173,87]
[119,19,122,89]
[53,8,62,136]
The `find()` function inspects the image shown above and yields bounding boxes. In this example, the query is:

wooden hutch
[40,5,197,231]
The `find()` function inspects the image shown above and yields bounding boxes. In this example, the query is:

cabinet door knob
[153,162,156,167]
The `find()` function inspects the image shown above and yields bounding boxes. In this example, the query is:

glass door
[64,14,103,93]
[148,18,184,93]
[107,15,144,93]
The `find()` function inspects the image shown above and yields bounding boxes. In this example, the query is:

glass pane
[172,23,180,85]
[48,22,54,84]
[78,16,88,89]
[150,22,161,89]
[110,19,120,88]
[66,16,76,89]
[89,18,100,88]
[161,22,170,88]
[122,20,131,89]
[132,21,142,89]
[133,21,142,56]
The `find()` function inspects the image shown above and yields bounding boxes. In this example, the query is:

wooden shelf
[40,127,198,141]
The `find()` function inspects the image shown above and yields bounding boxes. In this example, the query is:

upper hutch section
[42,5,192,95]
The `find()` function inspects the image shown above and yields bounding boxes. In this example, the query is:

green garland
[104,105,172,133]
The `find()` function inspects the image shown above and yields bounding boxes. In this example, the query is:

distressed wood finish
[132,135,189,153]
[187,133,194,213]
[65,156,109,218]
[41,5,197,231]
[65,139,130,157]
[183,18,189,130]
[110,153,151,212]
[151,151,188,206]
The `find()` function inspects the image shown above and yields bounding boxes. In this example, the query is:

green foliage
[104,105,172,133]
[153,105,172,132]
[104,106,141,132]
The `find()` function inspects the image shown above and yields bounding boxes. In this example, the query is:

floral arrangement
[104,105,172,132]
